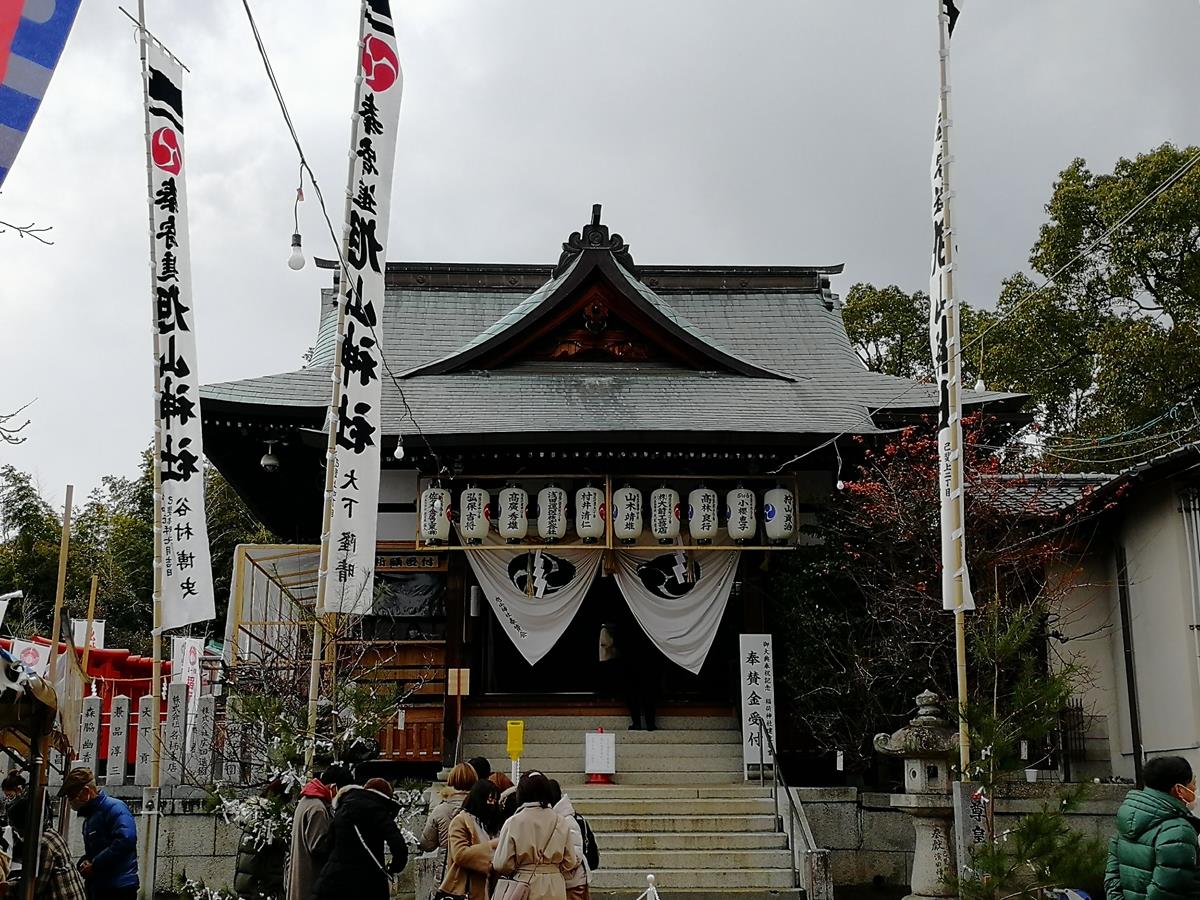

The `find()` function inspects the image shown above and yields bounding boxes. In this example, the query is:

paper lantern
[459,486,490,545]
[650,486,681,544]
[763,486,796,542]
[613,485,643,544]
[575,485,605,544]
[726,486,757,543]
[537,484,568,542]
[419,485,451,545]
[498,485,529,543]
[688,486,719,545]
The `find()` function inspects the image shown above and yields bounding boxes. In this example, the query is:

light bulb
[393,441,404,461]
[836,480,845,491]
[974,377,986,392]
[287,233,306,270]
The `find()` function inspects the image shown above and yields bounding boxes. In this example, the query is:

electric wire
[240,0,443,473]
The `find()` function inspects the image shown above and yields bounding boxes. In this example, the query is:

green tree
[842,283,932,379]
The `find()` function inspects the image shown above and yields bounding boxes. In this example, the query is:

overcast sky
[1,0,1198,508]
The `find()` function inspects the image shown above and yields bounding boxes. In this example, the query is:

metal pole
[135,3,163,895]
[936,0,971,776]
[306,1,369,774]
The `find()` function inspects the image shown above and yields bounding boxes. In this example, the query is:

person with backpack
[1105,755,1200,900]
[492,773,578,900]
[547,780,597,900]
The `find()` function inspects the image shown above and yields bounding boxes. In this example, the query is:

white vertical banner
[144,41,215,630]
[322,0,405,614]
[71,619,105,651]
[928,0,974,613]
[172,636,204,720]
[162,682,188,786]
[739,634,777,773]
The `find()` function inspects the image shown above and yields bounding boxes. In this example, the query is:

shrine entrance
[472,573,742,705]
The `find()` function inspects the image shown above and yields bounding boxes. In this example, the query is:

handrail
[750,712,828,899]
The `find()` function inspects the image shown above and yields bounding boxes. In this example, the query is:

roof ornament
[553,203,637,278]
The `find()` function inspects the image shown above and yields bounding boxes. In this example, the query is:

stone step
[463,716,738,732]
[593,893,800,900]
[589,867,797,891]
[598,831,789,851]
[464,728,742,745]
[586,814,778,833]
[553,772,745,786]
[465,753,739,777]
[599,848,793,870]
[563,785,772,800]
[573,798,777,817]
[467,740,744,756]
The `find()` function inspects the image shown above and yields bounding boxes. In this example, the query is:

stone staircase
[461,714,801,897]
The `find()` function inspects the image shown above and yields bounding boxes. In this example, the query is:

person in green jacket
[1106,755,1200,900]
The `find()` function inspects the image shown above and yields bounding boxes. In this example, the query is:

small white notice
[585,730,616,776]
[739,633,777,776]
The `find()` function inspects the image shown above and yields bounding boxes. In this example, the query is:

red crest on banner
[151,127,182,174]
[361,35,399,92]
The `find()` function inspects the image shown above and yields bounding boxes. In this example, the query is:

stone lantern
[874,690,959,900]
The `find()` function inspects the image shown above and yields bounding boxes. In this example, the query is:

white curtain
[461,531,603,665]
[613,549,740,674]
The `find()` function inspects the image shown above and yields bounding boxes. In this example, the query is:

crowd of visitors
[418,759,597,900]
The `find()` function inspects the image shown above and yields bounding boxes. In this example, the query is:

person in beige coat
[438,780,502,900]
[421,762,479,888]
[491,774,579,900]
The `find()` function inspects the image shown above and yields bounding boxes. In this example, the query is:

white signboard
[10,639,49,676]
[71,619,105,651]
[739,633,777,773]
[585,731,616,776]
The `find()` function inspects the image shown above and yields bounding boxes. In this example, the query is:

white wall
[1121,480,1200,774]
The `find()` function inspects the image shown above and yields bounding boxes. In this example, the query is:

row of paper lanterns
[419,483,797,545]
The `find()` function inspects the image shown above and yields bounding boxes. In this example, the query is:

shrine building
[201,207,1022,774]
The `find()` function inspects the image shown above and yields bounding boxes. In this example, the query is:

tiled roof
[202,243,1025,439]
[980,473,1115,518]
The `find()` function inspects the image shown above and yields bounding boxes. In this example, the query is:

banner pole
[46,484,74,685]
[135,2,164,895]
[936,0,971,776]
[306,0,370,774]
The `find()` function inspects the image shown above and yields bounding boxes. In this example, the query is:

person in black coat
[313,778,407,900]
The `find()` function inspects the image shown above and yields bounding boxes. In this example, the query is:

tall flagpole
[936,0,971,775]
[136,2,164,895]
[306,1,371,774]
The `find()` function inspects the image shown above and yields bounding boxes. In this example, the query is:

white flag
[10,640,49,677]
[323,0,404,614]
[929,8,974,612]
[144,40,215,629]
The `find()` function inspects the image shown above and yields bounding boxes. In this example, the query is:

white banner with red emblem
[323,1,404,614]
[144,40,215,630]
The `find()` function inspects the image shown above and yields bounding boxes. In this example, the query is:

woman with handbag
[314,778,408,900]
[491,773,579,900]
[436,780,503,900]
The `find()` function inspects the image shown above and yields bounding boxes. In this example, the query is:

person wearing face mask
[1105,755,1200,900]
